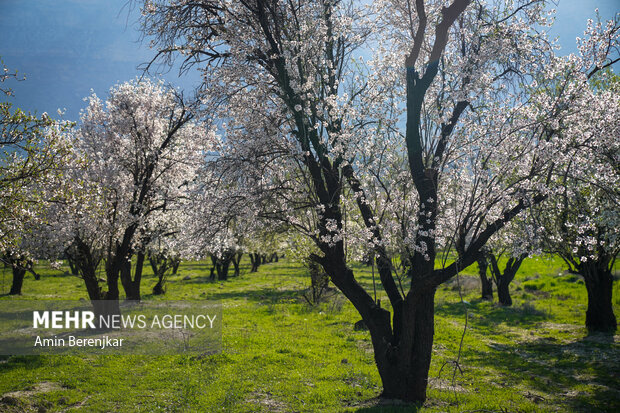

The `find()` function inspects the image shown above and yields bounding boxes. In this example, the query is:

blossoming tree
[58,79,216,306]
[139,0,617,402]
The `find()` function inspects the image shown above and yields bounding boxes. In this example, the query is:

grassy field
[0,256,618,412]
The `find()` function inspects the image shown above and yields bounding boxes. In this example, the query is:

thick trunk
[105,259,121,302]
[216,258,230,281]
[320,248,435,404]
[83,269,102,301]
[497,277,512,306]
[70,238,103,301]
[376,290,435,403]
[477,256,493,300]
[9,266,26,295]
[581,263,617,332]
[120,252,144,301]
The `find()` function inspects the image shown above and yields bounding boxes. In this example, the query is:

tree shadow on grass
[436,299,551,330]
[466,332,619,411]
[0,355,49,371]
[203,286,306,303]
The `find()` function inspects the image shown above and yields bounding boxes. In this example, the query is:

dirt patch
[445,275,480,293]
[246,391,288,412]
[428,378,467,393]
[0,382,62,413]
[4,382,63,399]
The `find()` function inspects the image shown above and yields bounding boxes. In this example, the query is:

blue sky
[0,0,618,122]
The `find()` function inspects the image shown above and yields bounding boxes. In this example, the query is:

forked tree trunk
[120,251,144,301]
[210,254,232,281]
[249,253,261,272]
[489,253,525,307]
[376,291,436,402]
[150,254,172,295]
[580,261,617,332]
[231,252,242,277]
[320,248,437,404]
[69,237,120,325]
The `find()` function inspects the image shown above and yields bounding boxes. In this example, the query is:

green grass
[0,256,618,412]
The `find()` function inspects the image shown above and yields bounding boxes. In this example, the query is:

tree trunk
[376,290,436,403]
[231,252,242,277]
[496,276,512,306]
[9,266,26,295]
[488,253,525,307]
[249,253,260,272]
[319,247,436,404]
[120,251,144,301]
[171,258,181,275]
[70,238,103,301]
[66,255,80,276]
[581,262,617,332]
[150,254,171,295]
[216,255,231,281]
[152,278,165,295]
[477,255,493,300]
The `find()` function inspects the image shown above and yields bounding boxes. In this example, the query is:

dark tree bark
[210,253,233,281]
[488,253,526,307]
[120,251,145,301]
[231,252,242,277]
[9,266,26,295]
[171,258,181,275]
[4,255,37,295]
[477,253,493,300]
[249,253,261,272]
[66,253,80,276]
[69,237,103,301]
[67,237,120,324]
[150,253,173,295]
[579,260,617,332]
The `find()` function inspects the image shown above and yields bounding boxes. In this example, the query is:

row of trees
[2,0,618,404]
